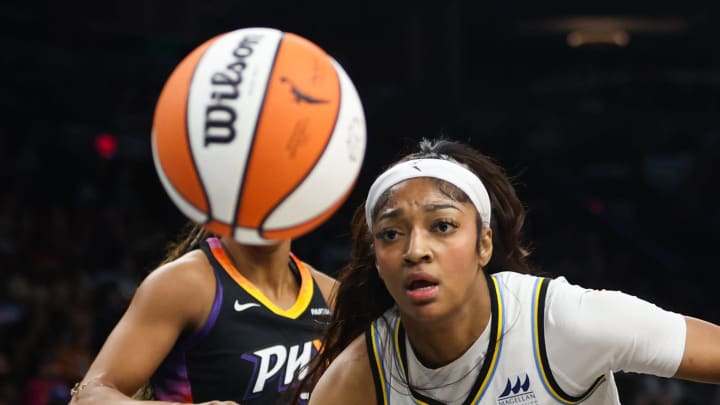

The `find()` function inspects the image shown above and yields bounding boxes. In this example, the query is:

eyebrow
[375,203,462,222]
[424,203,461,212]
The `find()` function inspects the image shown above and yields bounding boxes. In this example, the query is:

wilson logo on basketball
[204,34,262,146]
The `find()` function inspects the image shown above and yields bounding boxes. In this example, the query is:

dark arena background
[1,1,718,404]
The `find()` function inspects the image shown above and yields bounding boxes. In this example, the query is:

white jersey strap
[366,275,506,405]
[531,277,607,404]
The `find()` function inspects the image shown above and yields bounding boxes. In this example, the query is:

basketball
[151,27,366,245]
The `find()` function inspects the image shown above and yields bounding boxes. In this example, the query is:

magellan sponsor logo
[204,34,262,147]
[497,374,538,405]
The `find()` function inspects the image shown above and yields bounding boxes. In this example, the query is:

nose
[403,228,433,265]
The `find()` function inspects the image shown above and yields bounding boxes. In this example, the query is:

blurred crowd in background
[1,115,718,404]
[2,1,719,404]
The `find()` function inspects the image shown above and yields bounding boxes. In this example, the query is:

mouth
[404,274,440,302]
[406,279,438,291]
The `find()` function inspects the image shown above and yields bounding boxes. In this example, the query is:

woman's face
[371,178,492,322]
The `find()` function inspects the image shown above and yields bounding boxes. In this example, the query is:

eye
[375,229,400,242]
[433,220,458,234]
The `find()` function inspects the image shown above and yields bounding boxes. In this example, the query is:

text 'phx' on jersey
[240,340,320,400]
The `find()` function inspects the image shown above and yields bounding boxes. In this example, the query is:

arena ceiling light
[516,16,687,47]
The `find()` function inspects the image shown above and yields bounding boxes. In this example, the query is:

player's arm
[71,251,223,405]
[306,263,338,311]
[674,316,720,383]
[308,335,375,405]
[544,279,687,392]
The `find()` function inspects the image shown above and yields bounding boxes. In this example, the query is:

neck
[402,273,492,368]
[220,237,298,307]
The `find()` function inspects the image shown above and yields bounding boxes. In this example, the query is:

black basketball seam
[263,180,355,237]
[258,58,343,237]
[230,32,285,239]
[185,41,215,222]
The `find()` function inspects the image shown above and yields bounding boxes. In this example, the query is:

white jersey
[366,271,686,405]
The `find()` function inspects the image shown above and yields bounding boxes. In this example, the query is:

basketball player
[301,138,720,404]
[70,223,336,404]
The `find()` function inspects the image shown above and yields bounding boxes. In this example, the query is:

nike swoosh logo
[234,300,261,312]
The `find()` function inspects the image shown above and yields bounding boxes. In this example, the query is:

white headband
[365,158,492,229]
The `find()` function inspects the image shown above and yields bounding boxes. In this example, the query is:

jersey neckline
[393,274,505,405]
[205,237,314,319]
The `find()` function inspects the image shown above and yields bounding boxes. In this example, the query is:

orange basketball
[151,27,366,245]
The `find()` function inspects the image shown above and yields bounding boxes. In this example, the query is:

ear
[478,227,493,267]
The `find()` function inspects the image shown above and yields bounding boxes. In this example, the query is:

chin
[400,302,449,323]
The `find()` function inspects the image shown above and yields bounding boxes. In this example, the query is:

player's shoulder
[133,250,216,321]
[144,249,213,291]
[310,335,375,405]
[305,262,336,287]
[333,334,372,372]
[491,271,588,295]
[490,270,547,293]
[543,274,599,305]
[491,270,539,283]
[300,260,338,309]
